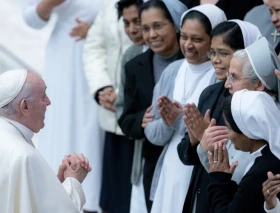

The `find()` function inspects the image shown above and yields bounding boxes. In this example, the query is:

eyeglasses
[141,22,170,33]
[207,50,233,60]
[226,72,249,85]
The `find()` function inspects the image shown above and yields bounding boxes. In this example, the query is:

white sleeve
[23,0,48,29]
[62,177,86,212]
[197,144,210,172]
[264,199,280,213]
[83,7,113,97]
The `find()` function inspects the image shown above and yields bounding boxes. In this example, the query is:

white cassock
[23,0,105,211]
[0,117,85,213]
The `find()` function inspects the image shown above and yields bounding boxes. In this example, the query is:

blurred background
[0,0,55,74]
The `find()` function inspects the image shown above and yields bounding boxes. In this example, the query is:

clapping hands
[157,95,183,126]
[183,103,211,144]
[208,143,238,174]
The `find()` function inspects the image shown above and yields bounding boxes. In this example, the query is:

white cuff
[62,177,86,211]
[23,4,48,29]
[264,199,280,213]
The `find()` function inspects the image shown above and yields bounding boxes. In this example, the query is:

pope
[0,69,91,213]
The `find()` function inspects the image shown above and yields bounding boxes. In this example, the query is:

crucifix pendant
[271,30,280,43]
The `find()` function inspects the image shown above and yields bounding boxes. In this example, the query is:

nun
[178,20,262,213]
[144,4,226,213]
[208,89,280,213]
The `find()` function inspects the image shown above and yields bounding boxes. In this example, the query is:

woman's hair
[232,50,259,85]
[181,11,212,35]
[139,0,173,24]
[222,96,242,134]
[116,0,143,19]
[211,21,245,50]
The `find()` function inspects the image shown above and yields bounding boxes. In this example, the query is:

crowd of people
[1,0,280,213]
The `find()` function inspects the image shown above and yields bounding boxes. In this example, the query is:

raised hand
[263,172,280,210]
[208,143,238,174]
[183,103,211,141]
[183,114,199,146]
[200,119,228,152]
[44,0,65,7]
[37,0,65,21]
[142,106,154,128]
[69,18,91,41]
[157,95,183,126]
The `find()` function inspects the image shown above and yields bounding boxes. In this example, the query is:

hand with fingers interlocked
[157,95,183,126]
[183,103,211,141]
[57,153,91,183]
[200,119,229,152]
[263,171,280,210]
[208,143,238,174]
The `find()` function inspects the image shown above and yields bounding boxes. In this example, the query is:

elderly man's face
[224,57,258,94]
[27,74,51,133]
[267,0,280,31]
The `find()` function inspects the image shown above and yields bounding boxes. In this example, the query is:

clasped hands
[98,87,117,112]
[57,153,91,183]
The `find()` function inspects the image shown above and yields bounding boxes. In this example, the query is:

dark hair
[116,0,143,19]
[181,11,212,35]
[211,21,245,50]
[138,0,173,24]
[222,95,242,134]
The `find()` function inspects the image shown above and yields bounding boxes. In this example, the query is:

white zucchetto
[0,69,27,108]
[232,89,280,159]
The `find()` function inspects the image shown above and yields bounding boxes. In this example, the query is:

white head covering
[245,37,280,100]
[161,0,188,31]
[180,4,227,29]
[229,20,262,47]
[232,89,280,158]
[0,69,27,108]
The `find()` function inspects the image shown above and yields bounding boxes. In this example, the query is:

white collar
[0,116,34,145]
[250,144,267,158]
[142,45,149,53]
[244,144,267,175]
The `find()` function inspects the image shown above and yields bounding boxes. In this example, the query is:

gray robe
[144,59,189,199]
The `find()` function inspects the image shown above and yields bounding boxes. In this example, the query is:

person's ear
[19,99,29,116]
[255,80,265,91]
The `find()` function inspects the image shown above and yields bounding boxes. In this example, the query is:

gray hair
[233,49,260,85]
[0,76,33,117]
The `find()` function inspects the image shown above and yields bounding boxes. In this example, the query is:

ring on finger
[267,189,271,195]
[214,160,218,164]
